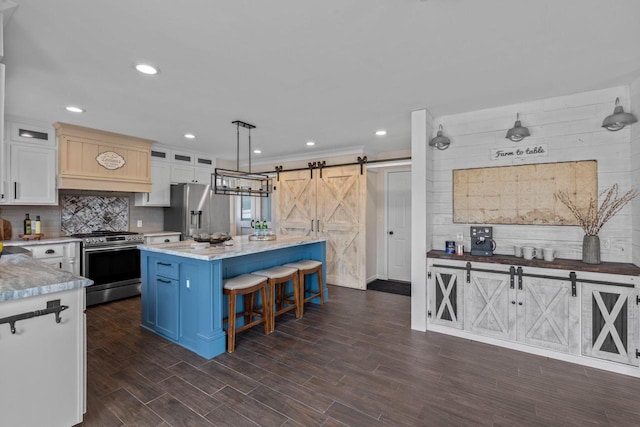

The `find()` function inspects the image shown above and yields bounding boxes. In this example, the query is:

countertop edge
[427,250,640,276]
[0,254,93,302]
[4,237,83,246]
[138,236,327,261]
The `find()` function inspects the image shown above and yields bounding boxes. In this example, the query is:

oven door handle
[83,245,140,253]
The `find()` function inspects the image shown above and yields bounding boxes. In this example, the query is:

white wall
[366,170,378,283]
[631,76,640,266]
[411,109,433,331]
[430,86,633,263]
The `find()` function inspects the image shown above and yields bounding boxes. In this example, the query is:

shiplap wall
[430,86,633,263]
[631,76,640,266]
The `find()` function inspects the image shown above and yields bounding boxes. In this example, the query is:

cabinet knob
[164,239,170,243]
[389,231,394,235]
[45,249,55,254]
[511,300,516,304]
[518,302,523,306]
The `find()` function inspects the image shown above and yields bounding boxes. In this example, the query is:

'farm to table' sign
[490,143,548,161]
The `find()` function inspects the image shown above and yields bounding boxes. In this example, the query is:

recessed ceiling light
[306,141,315,146]
[375,130,387,136]
[135,63,159,75]
[184,133,195,139]
[253,149,262,154]
[65,106,85,113]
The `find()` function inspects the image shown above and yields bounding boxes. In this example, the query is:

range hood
[54,122,153,193]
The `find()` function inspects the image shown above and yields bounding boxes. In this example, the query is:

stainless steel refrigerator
[164,183,231,240]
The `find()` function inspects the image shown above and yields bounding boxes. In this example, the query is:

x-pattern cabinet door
[518,276,579,354]
[429,267,464,329]
[581,283,639,366]
[464,270,515,341]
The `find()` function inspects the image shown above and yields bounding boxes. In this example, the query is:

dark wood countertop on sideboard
[427,250,640,276]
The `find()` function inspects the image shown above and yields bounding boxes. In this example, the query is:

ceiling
[3,0,640,164]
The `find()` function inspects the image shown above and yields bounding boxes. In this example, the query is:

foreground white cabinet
[0,287,86,426]
[428,253,640,377]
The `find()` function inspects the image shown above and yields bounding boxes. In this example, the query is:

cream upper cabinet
[276,165,366,289]
[135,160,171,207]
[54,122,153,192]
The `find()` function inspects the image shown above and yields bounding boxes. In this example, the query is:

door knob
[389,231,394,235]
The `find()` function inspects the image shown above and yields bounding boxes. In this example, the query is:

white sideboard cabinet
[427,251,640,377]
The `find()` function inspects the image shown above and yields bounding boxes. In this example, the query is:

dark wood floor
[80,285,640,426]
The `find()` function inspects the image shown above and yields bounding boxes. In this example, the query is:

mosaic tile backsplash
[61,195,129,235]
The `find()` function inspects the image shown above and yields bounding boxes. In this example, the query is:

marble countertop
[138,234,326,261]
[4,236,83,247]
[143,231,182,237]
[0,254,93,302]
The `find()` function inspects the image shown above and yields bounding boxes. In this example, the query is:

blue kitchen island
[138,235,326,358]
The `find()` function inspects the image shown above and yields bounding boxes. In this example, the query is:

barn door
[317,165,366,289]
[276,170,316,236]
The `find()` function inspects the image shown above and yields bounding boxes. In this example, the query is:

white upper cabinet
[135,160,171,207]
[8,142,57,204]
[135,145,172,206]
[170,150,215,185]
[2,119,57,205]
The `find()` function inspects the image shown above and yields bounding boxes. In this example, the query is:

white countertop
[138,234,326,261]
[4,236,83,247]
[0,254,93,302]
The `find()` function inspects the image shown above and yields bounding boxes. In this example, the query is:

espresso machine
[470,226,496,256]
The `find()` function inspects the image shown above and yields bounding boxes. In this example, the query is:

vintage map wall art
[453,160,597,225]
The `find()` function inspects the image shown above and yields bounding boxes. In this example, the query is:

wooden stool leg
[260,285,269,334]
[317,266,324,305]
[243,294,251,326]
[268,280,276,334]
[294,274,302,318]
[227,292,237,353]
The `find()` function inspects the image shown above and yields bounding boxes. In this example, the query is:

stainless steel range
[73,230,144,306]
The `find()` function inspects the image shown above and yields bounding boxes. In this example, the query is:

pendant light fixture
[429,124,451,150]
[505,113,530,142]
[214,120,272,197]
[602,97,637,131]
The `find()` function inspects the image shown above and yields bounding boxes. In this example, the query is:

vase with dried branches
[556,184,638,264]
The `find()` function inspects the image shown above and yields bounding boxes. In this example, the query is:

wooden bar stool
[283,260,324,313]
[223,274,269,353]
[251,266,300,333]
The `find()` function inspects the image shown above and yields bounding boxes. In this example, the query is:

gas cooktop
[71,230,144,247]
